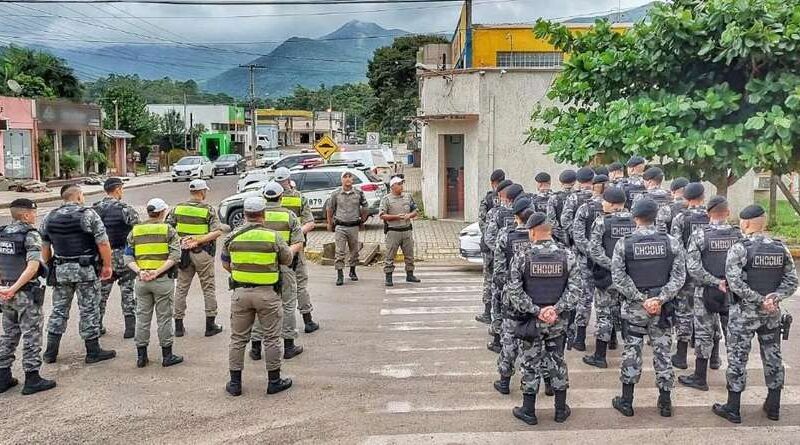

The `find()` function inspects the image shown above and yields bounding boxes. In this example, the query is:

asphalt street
[0,176,798,443]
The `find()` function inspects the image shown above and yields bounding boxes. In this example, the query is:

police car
[458,222,483,264]
[219,162,387,228]
[236,153,322,192]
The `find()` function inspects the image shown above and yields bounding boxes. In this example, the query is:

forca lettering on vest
[633,242,667,259]
[753,254,784,268]
[530,262,565,277]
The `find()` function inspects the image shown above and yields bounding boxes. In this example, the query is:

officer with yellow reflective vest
[125,198,184,368]
[249,181,305,361]
[166,179,229,338]
[222,196,294,397]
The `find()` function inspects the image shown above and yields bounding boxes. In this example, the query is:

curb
[0,177,172,209]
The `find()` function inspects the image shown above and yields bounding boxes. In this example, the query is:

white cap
[243,197,266,212]
[274,167,291,182]
[340,170,354,179]
[189,179,209,191]
[389,176,404,187]
[146,198,168,213]
[262,181,284,198]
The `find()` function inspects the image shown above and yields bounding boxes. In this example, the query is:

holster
[514,317,539,342]
[658,300,675,329]
[30,284,45,306]
[179,250,191,269]
[46,259,57,286]
[702,286,728,314]
[383,221,389,235]
[290,253,299,271]
[782,313,793,341]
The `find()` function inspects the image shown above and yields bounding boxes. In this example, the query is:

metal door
[3,129,33,179]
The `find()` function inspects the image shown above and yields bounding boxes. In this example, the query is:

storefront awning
[414,114,479,122]
[103,129,134,139]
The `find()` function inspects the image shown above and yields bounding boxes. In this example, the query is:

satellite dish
[6,79,22,94]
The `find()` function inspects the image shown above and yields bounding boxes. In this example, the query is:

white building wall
[146,104,228,129]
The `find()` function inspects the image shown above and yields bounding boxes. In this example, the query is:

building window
[496,51,563,68]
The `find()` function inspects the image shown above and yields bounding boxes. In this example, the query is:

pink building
[0,96,39,180]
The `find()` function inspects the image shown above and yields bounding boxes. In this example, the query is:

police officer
[0,199,56,395]
[168,179,228,338]
[125,198,183,368]
[327,171,368,286]
[42,184,116,364]
[476,169,506,324]
[713,204,798,423]
[622,156,646,208]
[506,212,580,425]
[94,177,140,338]
[611,198,686,418]
[594,165,609,178]
[380,176,420,287]
[546,169,576,246]
[657,177,689,234]
[223,197,294,397]
[492,198,533,395]
[633,167,672,210]
[607,162,626,187]
[529,172,552,214]
[669,182,709,369]
[583,187,635,368]
[678,196,739,391]
[273,167,319,333]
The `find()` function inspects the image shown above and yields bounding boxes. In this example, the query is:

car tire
[228,208,245,228]
[232,167,238,175]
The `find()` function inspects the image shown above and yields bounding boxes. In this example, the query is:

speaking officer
[327,171,368,286]
[380,176,420,287]
[93,177,140,338]
[679,196,740,391]
[42,184,116,365]
[657,177,689,234]
[583,187,635,368]
[611,198,686,418]
[476,169,506,324]
[546,169,576,246]
[0,199,56,395]
[168,179,228,338]
[669,182,709,369]
[529,172,552,214]
[222,197,294,397]
[274,167,319,334]
[713,205,798,424]
[506,212,580,425]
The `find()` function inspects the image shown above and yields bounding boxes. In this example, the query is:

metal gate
[2,129,33,179]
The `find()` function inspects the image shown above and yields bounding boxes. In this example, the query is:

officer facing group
[380,176,420,287]
[327,171,368,286]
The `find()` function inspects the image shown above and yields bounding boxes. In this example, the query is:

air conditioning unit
[0,119,8,131]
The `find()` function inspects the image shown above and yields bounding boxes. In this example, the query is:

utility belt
[0,280,45,306]
[179,243,215,269]
[229,274,282,293]
[702,285,730,314]
[53,254,98,267]
[385,223,412,234]
[335,220,361,227]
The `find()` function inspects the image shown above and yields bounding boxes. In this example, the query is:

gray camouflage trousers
[481,253,493,306]
[0,288,43,372]
[674,283,695,343]
[498,318,521,378]
[725,303,784,392]
[520,324,568,395]
[47,281,101,340]
[620,317,674,390]
[575,254,594,328]
[490,281,503,336]
[692,289,725,360]
[594,287,622,343]
[99,248,136,326]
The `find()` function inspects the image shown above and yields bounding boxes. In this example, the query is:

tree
[367,34,448,138]
[99,83,157,148]
[274,83,377,138]
[0,45,83,99]
[157,109,185,149]
[527,0,800,196]
[84,74,236,105]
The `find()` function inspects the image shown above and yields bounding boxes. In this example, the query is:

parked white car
[459,222,483,264]
[254,147,281,167]
[171,156,214,182]
[237,153,321,192]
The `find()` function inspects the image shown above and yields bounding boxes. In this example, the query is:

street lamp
[112,99,119,130]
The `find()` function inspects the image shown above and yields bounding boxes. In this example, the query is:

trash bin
[406,153,414,165]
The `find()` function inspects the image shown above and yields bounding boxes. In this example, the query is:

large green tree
[272,83,377,138]
[367,34,448,138]
[85,74,235,105]
[0,45,82,99]
[157,109,186,149]
[527,0,800,195]
[99,83,157,148]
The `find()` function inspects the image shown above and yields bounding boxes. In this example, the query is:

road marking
[390,278,483,284]
[389,345,483,352]
[386,286,483,295]
[392,272,481,277]
[384,295,480,303]
[380,306,482,315]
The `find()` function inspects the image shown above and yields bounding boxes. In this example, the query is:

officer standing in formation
[476,169,506,324]
[168,179,227,338]
[546,170,576,246]
[222,197,294,397]
[713,204,798,423]
[529,172,552,214]
[42,184,116,364]
[658,177,689,233]
[634,167,672,209]
[607,162,625,186]
[94,177,140,339]
[0,199,56,395]
[380,176,420,287]
[327,171,368,286]
[124,198,183,368]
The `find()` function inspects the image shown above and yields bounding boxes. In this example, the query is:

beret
[525,212,547,229]
[739,204,765,220]
[602,186,626,204]
[559,169,577,183]
[670,177,689,191]
[631,198,659,219]
[103,177,123,191]
[490,169,506,183]
[505,184,524,201]
[707,195,728,212]
[576,167,595,183]
[512,197,532,215]
[594,166,609,177]
[607,161,624,172]
[535,172,551,183]
[9,198,36,209]
[593,174,609,185]
[642,166,664,181]
[683,182,705,200]
[626,155,645,167]
[496,179,514,192]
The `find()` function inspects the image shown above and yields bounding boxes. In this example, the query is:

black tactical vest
[0,227,33,281]
[665,200,687,232]
[95,201,133,249]
[552,190,570,223]
[522,248,569,306]
[483,191,496,215]
[623,182,646,209]
[531,192,550,214]
[495,206,515,232]
[505,229,530,266]
[743,238,786,296]
[701,226,742,278]
[582,199,604,240]
[623,232,674,290]
[46,208,97,257]
[646,189,672,208]
[592,213,636,289]
[681,208,710,246]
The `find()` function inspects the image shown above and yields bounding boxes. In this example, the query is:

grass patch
[757,199,800,244]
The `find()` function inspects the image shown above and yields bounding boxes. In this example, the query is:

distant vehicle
[458,222,483,264]
[237,153,322,192]
[171,156,214,182]
[254,147,281,168]
[213,154,246,175]
[330,147,396,181]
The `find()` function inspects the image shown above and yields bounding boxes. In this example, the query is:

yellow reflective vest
[174,203,210,236]
[228,227,280,285]
[132,223,170,270]
[280,192,303,217]
[264,209,291,242]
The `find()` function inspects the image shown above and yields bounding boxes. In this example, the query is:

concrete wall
[147,104,228,129]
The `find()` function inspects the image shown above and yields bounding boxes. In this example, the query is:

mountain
[566,2,656,23]
[204,20,408,98]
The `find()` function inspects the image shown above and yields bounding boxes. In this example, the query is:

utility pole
[327,98,333,140]
[112,99,119,130]
[239,63,266,164]
[183,92,188,150]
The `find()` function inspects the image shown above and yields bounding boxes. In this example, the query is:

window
[299,172,335,191]
[496,51,563,68]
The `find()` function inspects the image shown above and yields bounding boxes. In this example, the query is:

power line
[1,0,466,4]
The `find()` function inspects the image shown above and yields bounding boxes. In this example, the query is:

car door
[297,171,336,212]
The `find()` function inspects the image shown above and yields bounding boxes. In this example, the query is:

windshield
[217,155,237,161]
[177,157,201,166]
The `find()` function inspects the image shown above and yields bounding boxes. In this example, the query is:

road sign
[366,132,380,147]
[314,135,339,160]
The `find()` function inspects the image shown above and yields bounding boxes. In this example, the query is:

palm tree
[0,45,83,99]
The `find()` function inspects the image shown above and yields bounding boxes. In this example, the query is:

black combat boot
[475,303,491,324]
[493,376,510,395]
[85,338,116,364]
[136,346,149,368]
[657,389,672,417]
[709,340,721,370]
[512,393,538,425]
[0,367,18,393]
[302,313,319,333]
[162,345,184,367]
[204,316,223,337]
[487,334,501,353]
[678,358,709,391]
[712,389,742,424]
[671,340,689,369]
[267,369,292,394]
[554,389,571,423]
[608,328,618,350]
[543,377,554,397]
[405,271,421,283]
[336,269,344,286]
[573,326,587,351]
[763,388,781,421]
[249,341,262,361]
[612,383,635,417]
[174,319,185,337]
[283,338,304,359]
[582,339,608,369]
[226,370,242,396]
[20,370,56,395]
[123,315,136,339]
[349,266,359,281]
[43,333,61,364]
[385,272,394,287]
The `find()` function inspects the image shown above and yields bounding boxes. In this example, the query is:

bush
[38,135,55,179]
[59,153,81,178]
[85,151,107,173]
[167,148,188,166]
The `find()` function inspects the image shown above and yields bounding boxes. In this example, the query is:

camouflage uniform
[506,240,580,395]
[633,188,673,234]
[588,210,632,342]
[42,203,107,340]
[570,195,602,333]
[657,198,686,235]
[611,225,686,391]
[724,233,798,393]
[528,190,551,215]
[0,222,45,373]
[545,186,573,246]
[479,191,499,310]
[485,203,514,336]
[93,197,140,329]
[670,205,708,344]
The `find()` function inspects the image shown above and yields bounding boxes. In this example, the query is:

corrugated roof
[103,129,134,139]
